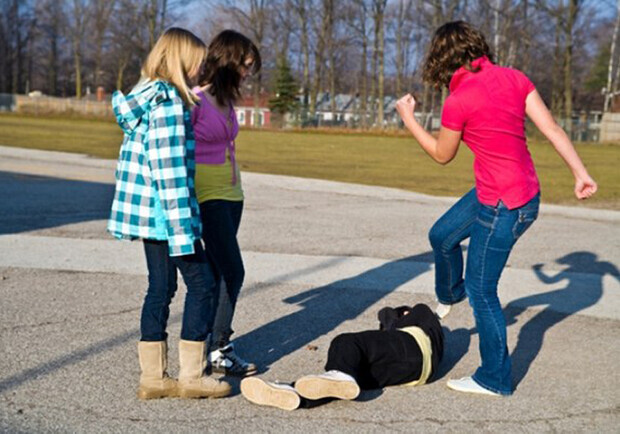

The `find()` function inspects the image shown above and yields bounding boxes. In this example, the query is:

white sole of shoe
[295,376,360,401]
[446,379,500,396]
[241,377,301,411]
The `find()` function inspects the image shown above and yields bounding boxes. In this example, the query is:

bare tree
[67,0,90,98]
[347,0,372,127]
[290,0,311,120]
[605,0,620,111]
[394,0,414,97]
[91,0,117,89]
[309,0,332,118]
[144,0,169,50]
[223,0,271,126]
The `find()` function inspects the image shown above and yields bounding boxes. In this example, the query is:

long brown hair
[422,21,494,89]
[199,29,261,106]
[141,27,207,106]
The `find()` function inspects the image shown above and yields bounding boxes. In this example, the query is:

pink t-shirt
[441,56,540,209]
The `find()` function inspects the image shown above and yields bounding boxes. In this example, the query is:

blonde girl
[108,27,230,400]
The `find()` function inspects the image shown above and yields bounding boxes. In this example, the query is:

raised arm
[395,94,461,165]
[525,90,597,200]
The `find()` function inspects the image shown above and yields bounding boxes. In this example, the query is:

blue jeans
[199,200,245,349]
[429,188,539,395]
[141,240,218,342]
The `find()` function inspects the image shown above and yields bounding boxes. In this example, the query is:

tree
[269,56,299,126]
[223,0,271,127]
[67,0,90,98]
[91,0,117,88]
[605,0,620,112]
[290,0,311,122]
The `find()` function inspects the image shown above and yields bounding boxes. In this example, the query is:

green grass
[1,113,618,209]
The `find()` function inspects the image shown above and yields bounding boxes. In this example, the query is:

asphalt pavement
[0,145,618,433]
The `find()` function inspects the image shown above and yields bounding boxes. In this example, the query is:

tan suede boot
[178,340,231,399]
[137,341,178,400]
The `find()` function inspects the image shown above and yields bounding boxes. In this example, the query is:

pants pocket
[512,209,537,240]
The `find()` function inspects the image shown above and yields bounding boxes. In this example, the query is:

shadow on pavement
[433,326,473,382]
[506,251,619,388]
[0,171,114,234]
[234,253,433,375]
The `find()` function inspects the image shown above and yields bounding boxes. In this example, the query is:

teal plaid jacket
[107,79,202,256]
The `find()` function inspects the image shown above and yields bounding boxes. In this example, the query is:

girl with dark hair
[191,29,262,376]
[395,21,597,396]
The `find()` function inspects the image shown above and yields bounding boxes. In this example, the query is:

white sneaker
[436,302,452,319]
[241,377,301,411]
[446,377,501,396]
[295,370,360,401]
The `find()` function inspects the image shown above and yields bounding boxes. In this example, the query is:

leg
[200,200,255,375]
[138,240,180,399]
[325,330,423,389]
[172,241,231,399]
[171,241,219,342]
[429,188,480,305]
[464,196,539,395]
[141,240,178,341]
[200,200,245,348]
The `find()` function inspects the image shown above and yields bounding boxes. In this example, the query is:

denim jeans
[429,188,539,395]
[141,239,218,342]
[199,200,245,349]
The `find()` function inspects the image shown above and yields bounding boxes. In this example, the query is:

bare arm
[525,90,597,200]
[395,94,461,165]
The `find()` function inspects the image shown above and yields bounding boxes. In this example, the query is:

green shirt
[195,159,243,203]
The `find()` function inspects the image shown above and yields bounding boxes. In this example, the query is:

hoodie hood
[112,80,173,134]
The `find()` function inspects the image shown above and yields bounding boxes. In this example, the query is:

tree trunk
[297,0,310,121]
[605,0,620,111]
[551,2,564,117]
[325,0,336,120]
[74,45,82,98]
[310,0,331,120]
[564,0,579,136]
[521,0,530,71]
[395,0,404,97]
[376,0,386,127]
[493,0,501,63]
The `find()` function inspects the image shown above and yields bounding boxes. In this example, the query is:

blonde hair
[141,27,207,106]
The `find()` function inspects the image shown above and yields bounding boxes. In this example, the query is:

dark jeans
[199,200,245,349]
[325,304,443,389]
[429,188,540,395]
[140,239,218,342]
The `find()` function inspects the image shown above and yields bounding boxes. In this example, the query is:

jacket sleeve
[145,94,197,257]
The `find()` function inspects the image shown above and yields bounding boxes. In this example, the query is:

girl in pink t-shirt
[395,21,596,397]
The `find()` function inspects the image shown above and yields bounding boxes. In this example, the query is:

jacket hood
[112,80,173,134]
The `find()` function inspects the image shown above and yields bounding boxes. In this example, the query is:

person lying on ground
[240,303,443,410]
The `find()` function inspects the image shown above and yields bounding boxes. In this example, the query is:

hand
[574,173,597,200]
[395,93,416,122]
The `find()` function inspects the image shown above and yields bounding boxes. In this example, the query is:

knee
[428,223,447,251]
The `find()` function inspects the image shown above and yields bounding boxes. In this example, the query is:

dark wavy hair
[199,29,261,106]
[422,21,494,89]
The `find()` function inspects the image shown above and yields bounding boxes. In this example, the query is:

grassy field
[1,113,618,209]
